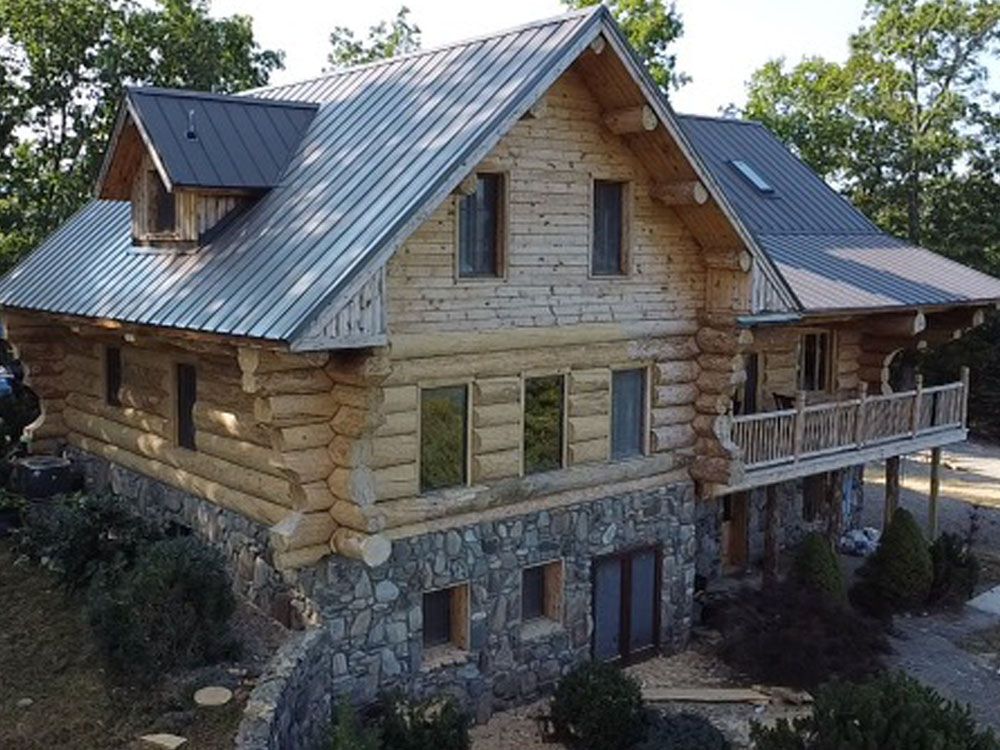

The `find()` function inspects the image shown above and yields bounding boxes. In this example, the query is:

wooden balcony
[724,371,970,491]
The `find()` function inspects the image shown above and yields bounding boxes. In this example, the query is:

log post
[960,366,970,427]
[763,484,780,587]
[793,391,806,461]
[911,374,923,436]
[928,446,941,539]
[884,456,901,528]
[854,382,868,447]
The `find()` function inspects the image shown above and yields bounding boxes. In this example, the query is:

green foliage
[87,535,237,678]
[0,0,283,271]
[929,532,980,607]
[563,0,685,90]
[751,672,999,750]
[791,532,845,601]
[327,6,421,69]
[708,583,888,691]
[419,386,467,491]
[330,702,380,750]
[854,508,933,613]
[523,375,564,474]
[550,662,647,750]
[18,492,162,590]
[378,693,470,750]
[638,711,730,750]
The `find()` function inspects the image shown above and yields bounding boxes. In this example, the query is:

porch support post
[884,455,901,528]
[763,484,780,587]
[928,446,941,539]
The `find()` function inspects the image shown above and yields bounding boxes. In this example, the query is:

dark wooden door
[593,547,660,663]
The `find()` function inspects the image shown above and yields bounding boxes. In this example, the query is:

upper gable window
[592,180,627,276]
[149,170,176,233]
[458,173,504,278]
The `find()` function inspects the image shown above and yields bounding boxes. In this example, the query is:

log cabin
[2,6,1000,718]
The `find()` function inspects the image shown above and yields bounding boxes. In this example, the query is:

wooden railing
[730,370,969,471]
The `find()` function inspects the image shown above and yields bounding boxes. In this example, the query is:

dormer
[95,88,318,249]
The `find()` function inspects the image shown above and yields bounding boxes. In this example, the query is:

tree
[0,0,283,272]
[563,0,685,90]
[327,5,421,70]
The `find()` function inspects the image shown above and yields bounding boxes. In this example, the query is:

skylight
[730,160,775,194]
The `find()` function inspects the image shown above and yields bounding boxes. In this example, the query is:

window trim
[104,345,123,407]
[454,171,509,282]
[174,361,197,451]
[588,177,632,278]
[609,365,651,461]
[797,330,836,393]
[416,380,473,495]
[520,370,568,476]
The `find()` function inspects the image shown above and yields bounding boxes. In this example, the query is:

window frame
[175,361,197,451]
[609,366,650,460]
[520,559,564,627]
[417,381,472,495]
[104,345,123,407]
[798,331,836,393]
[421,582,471,660]
[455,171,508,281]
[521,372,568,476]
[589,178,631,278]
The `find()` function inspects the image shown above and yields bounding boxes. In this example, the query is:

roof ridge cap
[128,86,318,109]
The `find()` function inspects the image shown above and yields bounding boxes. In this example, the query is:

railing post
[911,374,923,437]
[960,366,970,428]
[855,382,868,448]
[793,391,806,462]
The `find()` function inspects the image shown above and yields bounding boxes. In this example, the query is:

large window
[611,368,647,459]
[592,180,626,275]
[458,173,504,278]
[176,363,197,451]
[420,385,469,492]
[798,332,834,392]
[523,375,565,475]
[422,584,469,653]
[105,346,122,407]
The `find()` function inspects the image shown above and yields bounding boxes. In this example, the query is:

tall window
[611,368,647,459]
[523,375,565,475]
[592,180,626,275]
[458,173,504,278]
[176,363,197,450]
[420,385,469,492]
[147,170,176,234]
[799,332,834,392]
[105,346,122,407]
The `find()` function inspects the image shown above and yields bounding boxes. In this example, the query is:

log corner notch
[603,104,658,135]
[651,180,710,207]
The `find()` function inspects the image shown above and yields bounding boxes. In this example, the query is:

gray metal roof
[123,88,318,191]
[679,114,1000,312]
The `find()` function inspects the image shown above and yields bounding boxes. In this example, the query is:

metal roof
[122,88,318,191]
[679,114,1000,312]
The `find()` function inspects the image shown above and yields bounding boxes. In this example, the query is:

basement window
[523,375,565,475]
[521,561,564,626]
[730,160,774,194]
[419,385,469,492]
[422,583,470,659]
[176,363,197,451]
[105,346,122,406]
[458,173,505,278]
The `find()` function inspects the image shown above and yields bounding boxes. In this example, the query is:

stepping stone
[969,585,1000,616]
[193,686,233,707]
[16,698,33,708]
[139,734,187,749]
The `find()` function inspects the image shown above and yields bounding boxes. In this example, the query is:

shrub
[637,711,730,750]
[18,493,161,590]
[852,508,932,614]
[330,702,380,750]
[378,693,470,750]
[87,536,237,678]
[751,672,999,750]
[791,532,845,600]
[706,583,888,691]
[929,532,980,607]
[550,662,646,750]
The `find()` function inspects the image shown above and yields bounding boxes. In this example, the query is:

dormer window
[148,170,176,234]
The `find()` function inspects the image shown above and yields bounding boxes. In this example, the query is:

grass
[0,540,245,750]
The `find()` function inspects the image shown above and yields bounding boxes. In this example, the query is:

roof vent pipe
[186,109,197,140]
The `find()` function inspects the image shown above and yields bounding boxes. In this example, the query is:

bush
[87,536,237,678]
[851,508,932,614]
[18,493,161,590]
[638,711,730,750]
[929,532,980,607]
[751,672,999,750]
[330,702,380,750]
[706,583,888,691]
[550,662,646,750]
[791,533,845,600]
[378,693,470,750]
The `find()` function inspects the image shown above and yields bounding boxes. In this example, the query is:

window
[611,368,647,459]
[105,346,122,406]
[521,561,563,624]
[458,173,504,278]
[592,180,626,275]
[420,385,468,492]
[730,159,775,194]
[523,375,565,475]
[798,332,834,392]
[147,169,176,234]
[176,363,197,450]
[734,353,759,416]
[422,584,469,653]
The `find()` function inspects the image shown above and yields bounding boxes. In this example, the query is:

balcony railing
[730,371,969,471]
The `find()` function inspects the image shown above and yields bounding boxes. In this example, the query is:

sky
[210,0,870,116]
